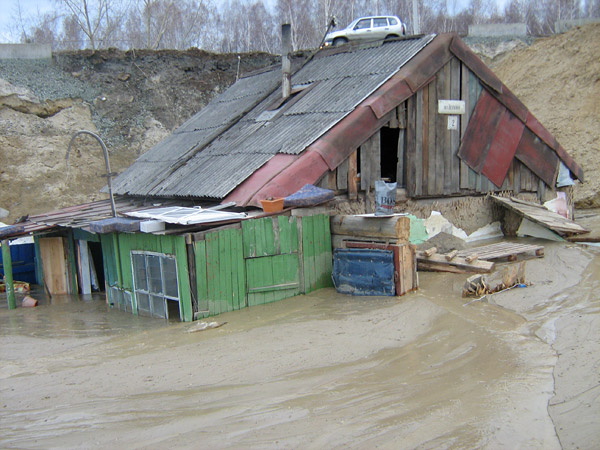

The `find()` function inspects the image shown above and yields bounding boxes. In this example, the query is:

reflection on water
[0,286,172,339]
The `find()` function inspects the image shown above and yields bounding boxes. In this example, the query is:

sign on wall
[438,100,465,115]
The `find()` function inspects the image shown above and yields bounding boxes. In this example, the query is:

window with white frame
[131,251,180,320]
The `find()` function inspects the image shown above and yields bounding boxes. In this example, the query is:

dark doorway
[88,241,105,291]
[380,127,400,183]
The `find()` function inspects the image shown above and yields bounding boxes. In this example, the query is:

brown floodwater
[1,244,597,449]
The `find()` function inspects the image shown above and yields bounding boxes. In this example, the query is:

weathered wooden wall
[319,56,547,200]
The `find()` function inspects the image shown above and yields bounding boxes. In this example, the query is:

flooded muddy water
[1,243,598,449]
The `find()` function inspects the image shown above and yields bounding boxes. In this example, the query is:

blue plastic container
[332,248,395,296]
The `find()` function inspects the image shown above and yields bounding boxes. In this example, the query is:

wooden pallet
[456,242,544,262]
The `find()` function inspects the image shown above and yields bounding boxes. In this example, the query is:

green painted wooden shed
[100,214,332,321]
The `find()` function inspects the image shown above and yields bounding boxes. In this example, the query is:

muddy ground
[1,241,598,448]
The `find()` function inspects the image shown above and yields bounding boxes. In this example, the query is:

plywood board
[491,195,588,236]
[39,237,68,294]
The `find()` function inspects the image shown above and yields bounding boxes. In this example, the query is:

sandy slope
[491,23,600,208]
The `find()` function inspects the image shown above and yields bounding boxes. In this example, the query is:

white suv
[323,16,408,47]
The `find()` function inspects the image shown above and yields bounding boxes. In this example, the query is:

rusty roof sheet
[0,198,191,239]
[110,35,435,200]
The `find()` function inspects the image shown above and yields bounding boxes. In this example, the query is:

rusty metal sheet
[248,151,330,207]
[481,109,525,187]
[526,112,559,150]
[363,78,413,119]
[488,84,529,123]
[396,34,453,93]
[458,89,505,172]
[515,127,559,187]
[449,35,503,94]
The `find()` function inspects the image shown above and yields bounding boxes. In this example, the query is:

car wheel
[384,34,399,42]
[333,37,348,47]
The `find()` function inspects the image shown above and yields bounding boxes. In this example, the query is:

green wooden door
[243,216,301,306]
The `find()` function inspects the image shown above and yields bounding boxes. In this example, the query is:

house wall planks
[360,139,371,191]
[397,127,406,187]
[449,57,461,193]
[370,133,381,187]
[460,62,471,189]
[435,61,449,195]
[422,81,431,195]
[337,157,349,191]
[348,151,358,199]
[414,90,423,196]
[406,94,417,196]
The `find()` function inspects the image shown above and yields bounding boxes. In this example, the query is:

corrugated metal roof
[0,198,189,239]
[111,35,435,200]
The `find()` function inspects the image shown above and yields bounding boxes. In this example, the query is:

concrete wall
[555,18,600,34]
[0,44,52,59]
[468,23,527,37]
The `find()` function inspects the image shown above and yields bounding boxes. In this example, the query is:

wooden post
[348,151,358,200]
[2,240,16,310]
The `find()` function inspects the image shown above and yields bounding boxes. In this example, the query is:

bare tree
[54,0,121,49]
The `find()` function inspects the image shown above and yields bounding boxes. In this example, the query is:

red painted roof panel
[482,109,525,187]
[516,127,559,187]
[458,89,505,172]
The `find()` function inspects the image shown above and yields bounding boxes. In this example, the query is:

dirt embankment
[0,48,280,223]
[0,25,599,223]
[489,23,600,208]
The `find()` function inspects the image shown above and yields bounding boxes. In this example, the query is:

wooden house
[0,32,582,321]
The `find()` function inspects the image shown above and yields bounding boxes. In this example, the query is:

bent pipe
[66,130,117,217]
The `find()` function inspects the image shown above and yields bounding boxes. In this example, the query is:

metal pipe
[66,130,117,217]
[281,23,292,100]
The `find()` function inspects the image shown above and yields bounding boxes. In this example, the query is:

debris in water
[186,321,227,333]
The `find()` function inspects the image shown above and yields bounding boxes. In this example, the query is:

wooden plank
[460,62,471,190]
[397,128,406,188]
[39,237,68,294]
[455,242,544,261]
[330,215,410,241]
[399,243,418,293]
[437,61,451,195]
[370,132,381,187]
[301,216,315,292]
[491,195,588,235]
[397,103,406,128]
[194,240,209,312]
[348,151,358,199]
[415,90,423,196]
[417,252,495,273]
[422,83,430,195]
[449,57,461,193]
[278,215,298,254]
[405,94,417,197]
[360,140,370,191]
[337,157,349,191]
